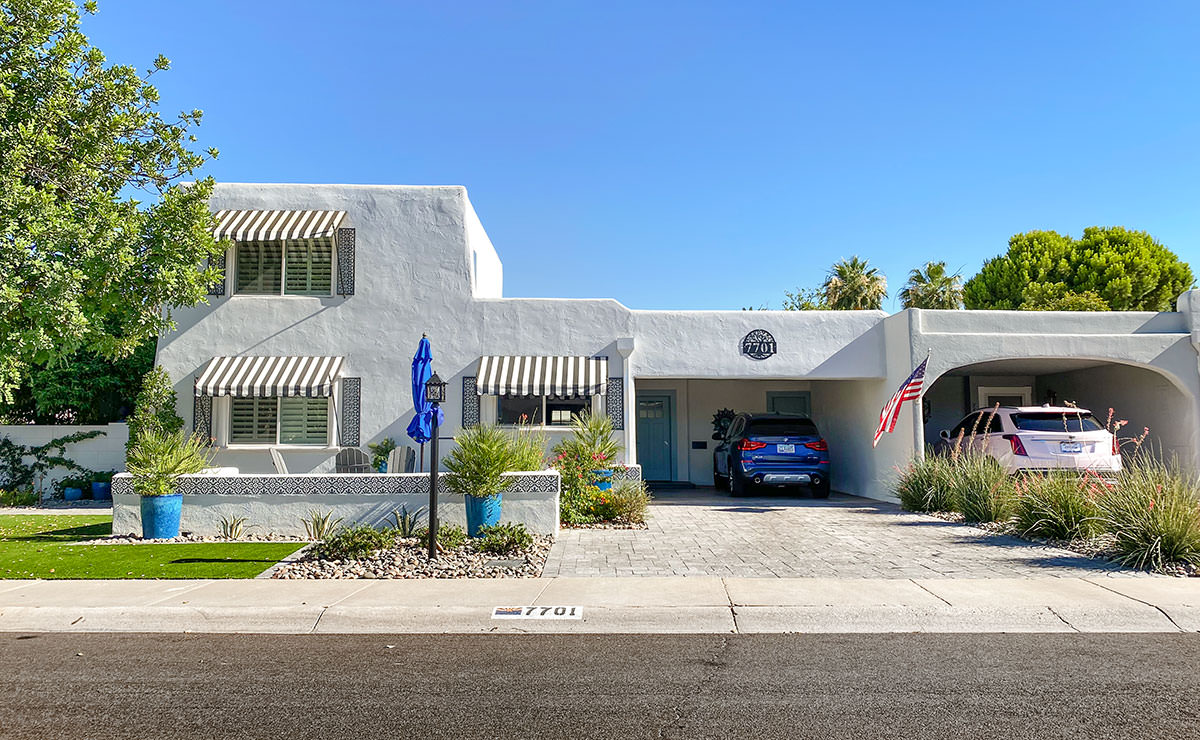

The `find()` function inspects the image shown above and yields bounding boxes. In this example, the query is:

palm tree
[899,261,964,309]
[822,256,887,310]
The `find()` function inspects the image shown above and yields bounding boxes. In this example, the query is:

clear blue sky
[85,1,1200,311]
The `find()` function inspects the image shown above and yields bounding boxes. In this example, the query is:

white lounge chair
[269,448,289,475]
[387,446,417,473]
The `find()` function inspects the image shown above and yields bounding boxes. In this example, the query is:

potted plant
[60,476,88,501]
[442,424,512,536]
[91,470,116,501]
[368,437,397,473]
[125,429,213,539]
[559,412,623,490]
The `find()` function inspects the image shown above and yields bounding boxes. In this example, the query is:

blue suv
[713,413,831,497]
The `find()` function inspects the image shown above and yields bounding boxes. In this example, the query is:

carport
[922,358,1198,465]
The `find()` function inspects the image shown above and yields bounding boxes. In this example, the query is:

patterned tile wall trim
[111,471,560,497]
[606,377,624,430]
[341,377,361,447]
[462,376,480,428]
[336,228,355,295]
[612,465,642,482]
[193,395,213,444]
[207,253,226,296]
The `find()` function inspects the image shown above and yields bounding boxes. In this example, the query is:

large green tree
[0,0,222,400]
[964,227,1194,311]
[899,261,963,310]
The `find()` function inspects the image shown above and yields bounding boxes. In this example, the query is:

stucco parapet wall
[916,308,1188,336]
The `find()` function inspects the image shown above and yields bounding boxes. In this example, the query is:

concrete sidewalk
[2,576,1199,634]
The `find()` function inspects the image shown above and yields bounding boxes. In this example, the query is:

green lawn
[0,515,305,579]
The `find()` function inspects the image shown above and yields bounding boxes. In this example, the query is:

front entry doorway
[636,392,675,481]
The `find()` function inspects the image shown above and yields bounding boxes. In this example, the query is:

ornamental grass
[1012,472,1105,541]
[1097,458,1200,570]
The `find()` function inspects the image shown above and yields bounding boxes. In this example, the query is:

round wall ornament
[741,329,777,360]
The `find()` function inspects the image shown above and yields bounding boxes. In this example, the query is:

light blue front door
[636,393,674,481]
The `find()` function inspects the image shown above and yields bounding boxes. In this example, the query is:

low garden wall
[112,470,562,537]
[0,423,129,495]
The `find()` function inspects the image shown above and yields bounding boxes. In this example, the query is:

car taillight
[737,439,767,452]
[1002,434,1028,457]
[804,439,828,451]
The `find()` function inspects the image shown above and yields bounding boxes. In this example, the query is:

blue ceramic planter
[140,493,183,539]
[592,469,614,492]
[91,482,112,501]
[63,487,83,501]
[465,493,502,537]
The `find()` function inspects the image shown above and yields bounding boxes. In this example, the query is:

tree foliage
[0,339,154,424]
[822,256,887,310]
[0,0,222,400]
[126,365,184,452]
[963,227,1194,311]
[899,261,963,310]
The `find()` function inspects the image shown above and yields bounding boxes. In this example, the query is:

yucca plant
[894,454,956,512]
[1099,459,1200,569]
[1013,472,1104,540]
[125,429,213,497]
[555,411,622,465]
[507,420,548,472]
[442,424,512,500]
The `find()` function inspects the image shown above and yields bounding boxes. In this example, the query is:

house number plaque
[741,329,777,360]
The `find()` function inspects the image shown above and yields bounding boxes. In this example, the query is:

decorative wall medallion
[741,329,777,360]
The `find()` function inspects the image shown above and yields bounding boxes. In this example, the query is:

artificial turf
[0,515,304,579]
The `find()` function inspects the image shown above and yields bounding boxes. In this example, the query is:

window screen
[498,395,542,425]
[235,242,283,294]
[279,397,329,445]
[230,397,278,444]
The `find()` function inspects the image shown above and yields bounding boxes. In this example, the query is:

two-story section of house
[157,183,1200,501]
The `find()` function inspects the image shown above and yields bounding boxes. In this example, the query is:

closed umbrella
[406,334,444,470]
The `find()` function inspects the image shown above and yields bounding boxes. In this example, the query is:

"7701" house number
[492,606,582,620]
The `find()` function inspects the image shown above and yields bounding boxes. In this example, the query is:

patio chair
[269,448,289,475]
[335,447,374,474]
[387,446,417,474]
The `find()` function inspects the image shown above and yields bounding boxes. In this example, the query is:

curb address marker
[493,606,582,620]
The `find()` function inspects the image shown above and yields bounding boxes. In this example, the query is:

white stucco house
[155,183,1200,502]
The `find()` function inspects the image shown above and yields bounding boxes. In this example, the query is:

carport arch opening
[920,356,1198,469]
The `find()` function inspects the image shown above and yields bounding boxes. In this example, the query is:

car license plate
[776,444,795,454]
[1060,442,1083,453]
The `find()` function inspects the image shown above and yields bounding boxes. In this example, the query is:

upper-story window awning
[476,356,608,398]
[212,209,348,242]
[195,355,345,398]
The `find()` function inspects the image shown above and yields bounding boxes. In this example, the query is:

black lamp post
[424,371,446,560]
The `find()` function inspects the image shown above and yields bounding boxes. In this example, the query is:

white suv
[934,406,1122,475]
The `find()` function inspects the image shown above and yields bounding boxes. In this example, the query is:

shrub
[416,524,468,550]
[1013,473,1104,540]
[125,429,213,497]
[551,412,625,525]
[1099,460,1200,569]
[0,488,37,507]
[895,454,956,512]
[507,421,547,472]
[126,367,184,453]
[475,522,533,554]
[317,524,395,560]
[953,454,1014,523]
[442,425,511,500]
[603,480,651,523]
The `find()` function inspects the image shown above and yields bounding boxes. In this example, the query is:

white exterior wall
[0,423,128,493]
[154,183,1200,502]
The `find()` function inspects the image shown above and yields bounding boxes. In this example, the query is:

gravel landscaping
[926,510,1199,577]
[77,532,307,545]
[272,535,554,579]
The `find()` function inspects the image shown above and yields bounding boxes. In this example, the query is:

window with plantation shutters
[230,398,278,444]
[279,397,330,445]
[229,397,329,446]
[234,239,333,296]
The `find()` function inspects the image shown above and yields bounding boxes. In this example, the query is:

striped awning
[195,356,345,398]
[211,210,348,242]
[476,356,608,398]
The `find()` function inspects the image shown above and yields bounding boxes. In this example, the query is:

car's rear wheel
[713,471,728,491]
[730,471,749,497]
[812,477,831,499]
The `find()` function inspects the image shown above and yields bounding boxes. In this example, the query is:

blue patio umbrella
[405,335,444,453]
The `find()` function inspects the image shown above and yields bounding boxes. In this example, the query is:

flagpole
[912,350,931,460]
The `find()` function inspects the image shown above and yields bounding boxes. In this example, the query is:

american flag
[873,357,928,448]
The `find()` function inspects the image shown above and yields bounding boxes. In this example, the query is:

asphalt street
[2,633,1198,739]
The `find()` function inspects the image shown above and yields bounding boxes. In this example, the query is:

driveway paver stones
[541,489,1150,578]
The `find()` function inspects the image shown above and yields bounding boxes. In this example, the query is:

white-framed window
[976,385,1032,409]
[229,397,330,446]
[235,239,333,296]
[496,395,593,426]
